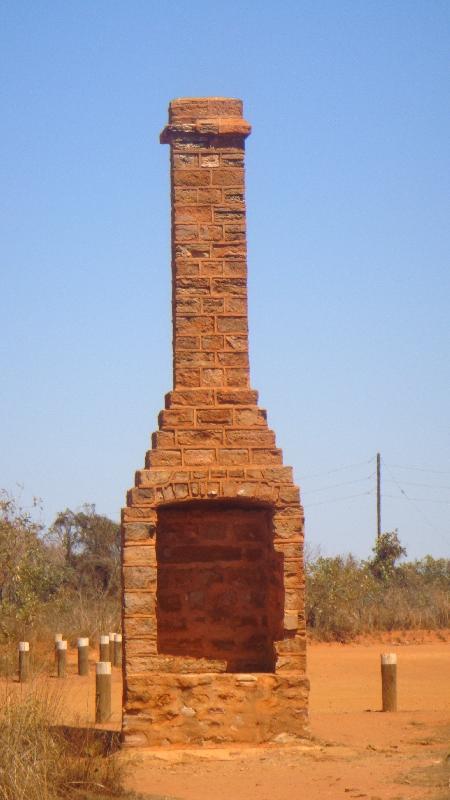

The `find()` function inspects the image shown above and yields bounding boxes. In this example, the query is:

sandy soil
[3,634,449,800]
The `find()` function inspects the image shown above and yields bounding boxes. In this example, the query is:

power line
[299,457,374,481]
[386,463,450,475]
[384,479,450,490]
[305,489,373,508]
[302,473,375,495]
[382,459,450,546]
[383,495,450,504]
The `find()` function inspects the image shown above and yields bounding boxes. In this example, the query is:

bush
[306,545,450,641]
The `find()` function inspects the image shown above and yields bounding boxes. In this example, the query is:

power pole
[377,452,381,540]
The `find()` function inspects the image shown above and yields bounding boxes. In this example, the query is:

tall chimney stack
[122,98,309,747]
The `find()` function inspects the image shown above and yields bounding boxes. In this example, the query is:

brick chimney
[122,98,309,747]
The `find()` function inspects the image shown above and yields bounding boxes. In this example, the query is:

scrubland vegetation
[306,532,449,641]
[0,492,120,651]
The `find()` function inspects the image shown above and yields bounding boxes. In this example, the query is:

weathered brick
[202,368,224,386]
[174,187,197,203]
[122,522,156,542]
[175,315,214,334]
[201,334,224,349]
[200,153,220,168]
[217,316,248,333]
[145,449,182,467]
[175,277,210,295]
[173,152,199,168]
[216,389,258,405]
[251,448,283,464]
[225,367,249,386]
[214,207,245,222]
[225,429,275,447]
[176,243,210,259]
[183,449,216,466]
[173,169,210,187]
[211,168,244,186]
[175,368,201,387]
[196,408,233,425]
[151,430,176,448]
[123,565,156,590]
[123,544,156,566]
[212,243,246,259]
[234,407,266,426]
[177,430,223,446]
[211,277,246,295]
[176,335,200,350]
[199,224,223,241]
[217,351,249,367]
[224,224,246,241]
[158,408,194,427]
[176,205,212,223]
[174,224,199,242]
[225,334,248,350]
[197,187,222,203]
[176,350,215,366]
[218,449,249,465]
[202,298,224,313]
[167,389,214,406]
[225,297,247,314]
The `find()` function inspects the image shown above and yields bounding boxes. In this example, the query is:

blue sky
[1,1,449,558]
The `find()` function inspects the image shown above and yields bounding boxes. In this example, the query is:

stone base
[123,672,310,747]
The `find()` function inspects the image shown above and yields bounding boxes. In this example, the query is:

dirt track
[123,637,450,800]
[4,634,450,799]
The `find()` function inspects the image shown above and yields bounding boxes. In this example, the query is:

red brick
[211,168,244,186]
[173,169,210,187]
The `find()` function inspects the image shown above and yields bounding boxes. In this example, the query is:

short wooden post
[95,661,112,722]
[77,637,89,676]
[18,641,30,682]
[114,633,122,667]
[109,632,115,664]
[56,639,67,678]
[54,632,63,665]
[99,635,110,662]
[381,653,397,711]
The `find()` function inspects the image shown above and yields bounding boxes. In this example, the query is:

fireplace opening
[156,500,284,672]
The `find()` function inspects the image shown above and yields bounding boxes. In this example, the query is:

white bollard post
[95,661,112,722]
[381,653,397,711]
[77,637,89,676]
[18,641,30,682]
[99,635,110,662]
[56,640,67,678]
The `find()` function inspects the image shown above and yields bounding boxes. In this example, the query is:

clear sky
[1,1,449,559]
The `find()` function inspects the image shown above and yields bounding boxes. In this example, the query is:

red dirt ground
[3,632,449,799]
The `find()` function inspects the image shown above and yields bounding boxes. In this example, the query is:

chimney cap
[169,97,243,123]
[161,97,251,144]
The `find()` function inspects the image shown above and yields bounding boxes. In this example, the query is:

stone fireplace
[121,97,308,746]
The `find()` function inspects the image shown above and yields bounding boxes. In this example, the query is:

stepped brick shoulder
[122,97,309,746]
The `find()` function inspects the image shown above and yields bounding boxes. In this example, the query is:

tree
[367,530,407,581]
[0,491,64,626]
[48,504,120,595]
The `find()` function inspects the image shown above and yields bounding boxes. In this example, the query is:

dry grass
[0,681,148,800]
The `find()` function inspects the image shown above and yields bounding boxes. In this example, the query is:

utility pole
[377,452,381,540]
